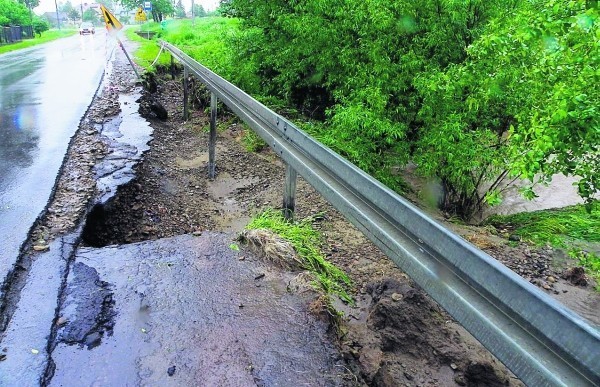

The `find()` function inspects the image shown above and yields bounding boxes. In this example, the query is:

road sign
[135,7,147,22]
[144,1,152,11]
[99,5,123,33]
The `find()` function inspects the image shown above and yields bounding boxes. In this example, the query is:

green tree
[416,0,599,217]
[174,0,185,18]
[17,0,39,24]
[32,15,49,34]
[192,3,205,17]
[82,8,99,23]
[67,7,79,21]
[0,0,30,25]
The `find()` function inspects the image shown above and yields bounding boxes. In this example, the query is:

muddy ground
[21,39,599,386]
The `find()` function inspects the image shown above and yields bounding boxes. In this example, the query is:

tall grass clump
[244,209,352,303]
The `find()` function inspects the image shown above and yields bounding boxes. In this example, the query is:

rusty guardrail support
[208,92,217,179]
[170,54,175,80]
[183,67,189,121]
[283,164,297,220]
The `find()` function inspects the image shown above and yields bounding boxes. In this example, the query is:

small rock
[391,293,403,302]
[238,256,245,261]
[254,273,265,280]
[33,245,49,252]
[508,234,521,242]
[238,303,244,308]
[56,317,68,327]
[0,354,6,361]
[403,372,413,381]
[450,363,458,370]
[167,365,176,376]
[542,284,551,291]
[547,276,556,283]
[192,230,202,236]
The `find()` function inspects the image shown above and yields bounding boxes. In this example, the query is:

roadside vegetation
[241,209,353,303]
[127,5,599,281]
[130,2,598,222]
[0,29,76,54]
[488,202,600,287]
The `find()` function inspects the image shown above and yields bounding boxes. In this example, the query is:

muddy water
[483,174,588,218]
[94,92,153,204]
[49,233,346,386]
[207,172,259,232]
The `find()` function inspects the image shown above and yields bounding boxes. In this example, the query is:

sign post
[143,2,152,39]
[99,5,140,79]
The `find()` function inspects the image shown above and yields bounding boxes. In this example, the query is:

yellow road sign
[100,5,123,33]
[135,7,147,22]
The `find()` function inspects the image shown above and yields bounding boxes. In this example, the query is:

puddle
[207,172,258,232]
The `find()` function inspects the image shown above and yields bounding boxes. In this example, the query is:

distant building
[42,12,68,28]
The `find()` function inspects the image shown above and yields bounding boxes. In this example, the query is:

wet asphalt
[48,233,345,386]
[0,31,112,293]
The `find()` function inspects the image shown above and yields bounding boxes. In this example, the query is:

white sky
[35,0,220,14]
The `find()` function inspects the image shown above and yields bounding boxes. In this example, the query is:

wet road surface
[46,233,345,386]
[0,31,112,291]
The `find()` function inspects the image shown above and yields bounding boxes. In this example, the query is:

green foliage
[241,128,266,152]
[192,4,205,17]
[174,0,185,18]
[32,15,49,34]
[217,0,598,219]
[418,1,599,217]
[82,8,99,24]
[246,209,353,303]
[487,202,599,247]
[0,0,30,26]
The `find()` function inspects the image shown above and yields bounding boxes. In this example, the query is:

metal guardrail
[160,41,600,386]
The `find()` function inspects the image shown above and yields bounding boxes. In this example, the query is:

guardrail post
[283,164,297,220]
[183,67,189,121]
[208,92,217,179]
[170,54,175,80]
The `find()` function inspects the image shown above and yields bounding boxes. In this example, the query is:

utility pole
[54,0,61,30]
[80,0,84,22]
[191,0,195,26]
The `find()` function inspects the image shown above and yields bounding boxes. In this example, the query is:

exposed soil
[25,38,599,386]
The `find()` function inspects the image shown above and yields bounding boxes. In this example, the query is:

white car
[79,22,96,35]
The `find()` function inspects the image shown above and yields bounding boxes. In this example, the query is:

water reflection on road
[0,31,114,286]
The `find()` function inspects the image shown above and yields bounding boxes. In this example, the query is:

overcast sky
[35,0,220,14]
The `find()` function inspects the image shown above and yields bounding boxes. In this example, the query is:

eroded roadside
[2,36,598,386]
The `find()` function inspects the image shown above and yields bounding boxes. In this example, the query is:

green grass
[488,202,600,288]
[0,29,77,55]
[487,202,599,247]
[246,209,353,303]
[125,26,170,70]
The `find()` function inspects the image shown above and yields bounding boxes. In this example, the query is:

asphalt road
[0,31,112,290]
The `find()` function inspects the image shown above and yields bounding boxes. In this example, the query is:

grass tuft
[242,209,353,303]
